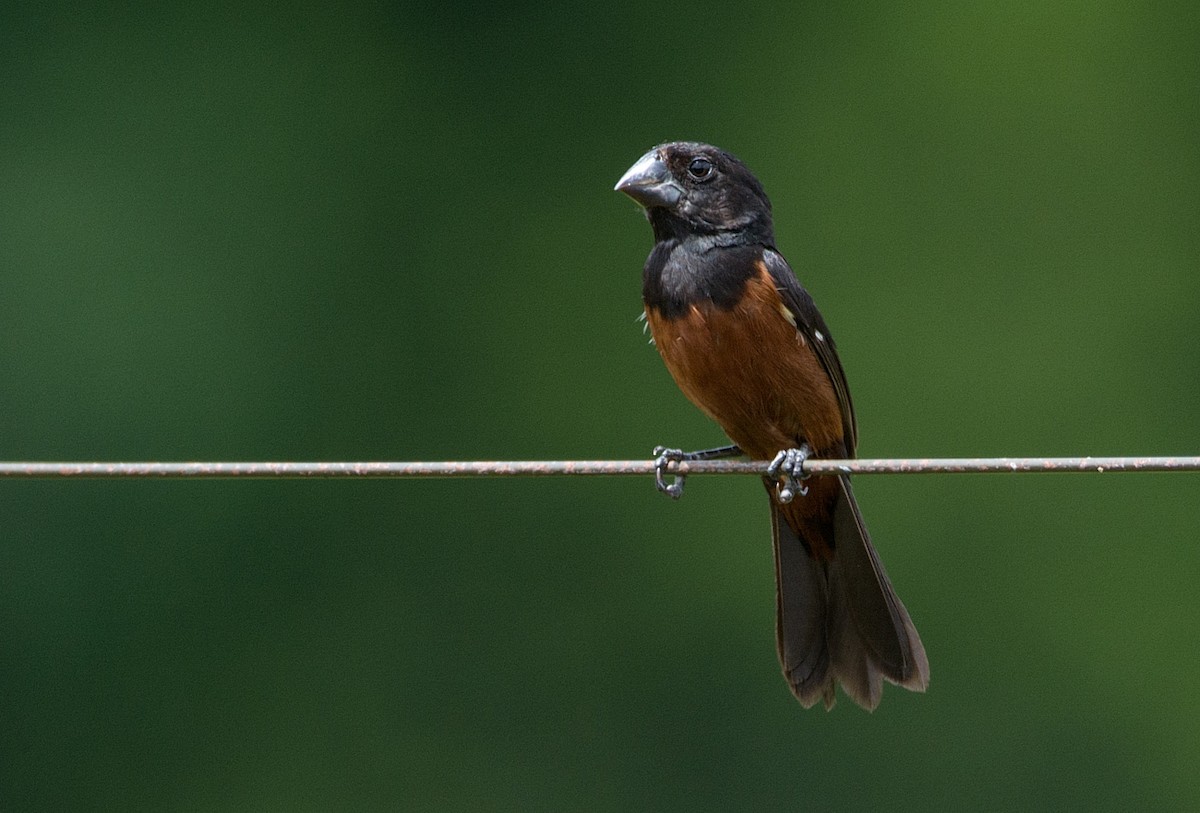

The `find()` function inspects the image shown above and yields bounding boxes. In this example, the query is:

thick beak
[614,149,682,209]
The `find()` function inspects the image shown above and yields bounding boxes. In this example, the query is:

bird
[615,141,928,710]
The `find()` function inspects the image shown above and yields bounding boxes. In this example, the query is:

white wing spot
[814,330,825,342]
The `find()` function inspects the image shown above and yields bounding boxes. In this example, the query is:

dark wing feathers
[761,249,858,455]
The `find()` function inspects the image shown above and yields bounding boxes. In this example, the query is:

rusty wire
[0,455,1198,479]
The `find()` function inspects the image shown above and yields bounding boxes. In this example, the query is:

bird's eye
[687,157,715,180]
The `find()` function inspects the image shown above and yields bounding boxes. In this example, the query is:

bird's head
[615,141,774,243]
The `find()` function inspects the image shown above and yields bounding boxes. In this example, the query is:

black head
[615,141,774,244]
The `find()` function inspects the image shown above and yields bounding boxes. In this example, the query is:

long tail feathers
[771,475,928,710]
[770,502,834,708]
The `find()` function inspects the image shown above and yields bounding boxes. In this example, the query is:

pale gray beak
[615,149,682,209]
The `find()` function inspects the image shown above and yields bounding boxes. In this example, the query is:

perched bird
[615,142,928,710]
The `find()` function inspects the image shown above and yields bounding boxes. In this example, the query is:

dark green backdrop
[4,3,1199,809]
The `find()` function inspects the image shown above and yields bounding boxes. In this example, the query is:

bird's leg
[767,443,812,504]
[652,444,742,500]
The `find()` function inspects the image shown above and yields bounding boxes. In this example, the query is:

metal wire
[0,455,1197,479]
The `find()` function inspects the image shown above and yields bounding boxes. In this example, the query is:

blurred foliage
[2,1,1199,809]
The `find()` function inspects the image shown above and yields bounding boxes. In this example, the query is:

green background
[4,2,1199,809]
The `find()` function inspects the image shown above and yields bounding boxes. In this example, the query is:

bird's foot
[768,444,812,504]
[651,444,742,500]
[652,447,688,499]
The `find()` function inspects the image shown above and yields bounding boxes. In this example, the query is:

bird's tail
[770,475,928,710]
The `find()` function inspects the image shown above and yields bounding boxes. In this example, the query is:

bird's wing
[761,248,858,455]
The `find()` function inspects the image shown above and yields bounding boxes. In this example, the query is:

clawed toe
[768,444,812,504]
[653,446,687,499]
